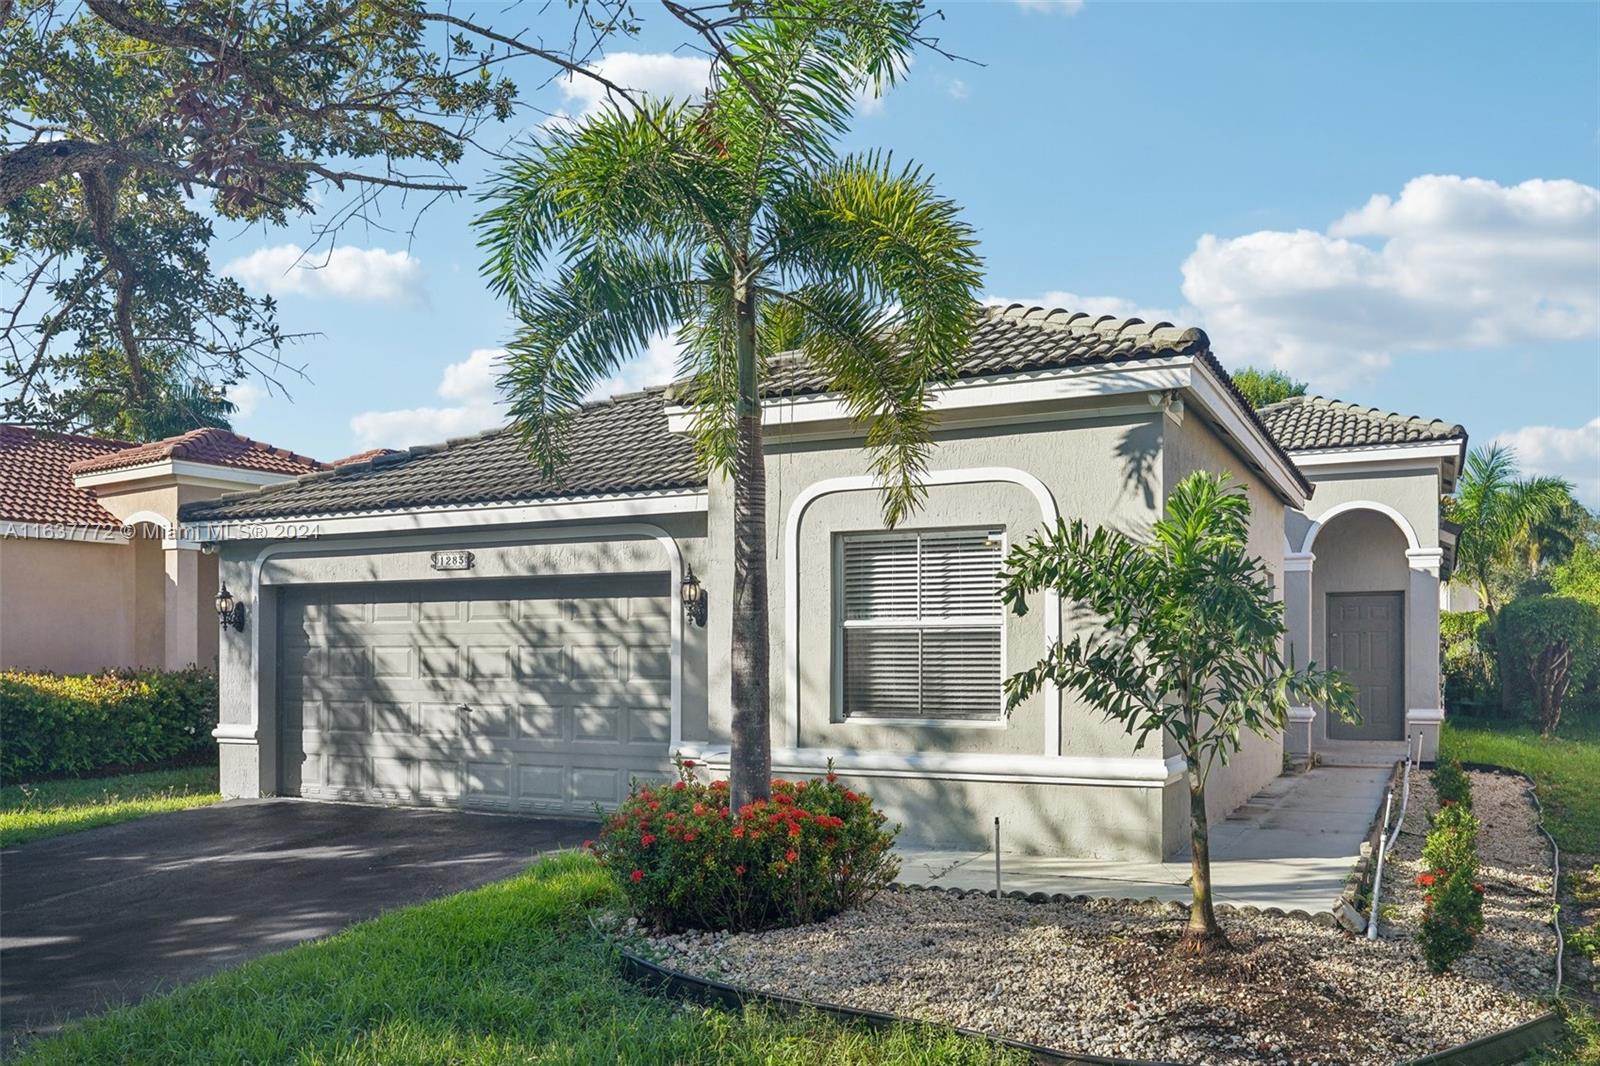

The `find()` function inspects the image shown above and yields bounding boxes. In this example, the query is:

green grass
[1440,720,1600,854]
[16,852,1020,1065]
[0,766,220,848]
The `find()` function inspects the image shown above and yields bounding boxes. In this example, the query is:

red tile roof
[67,427,327,477]
[0,425,135,528]
[330,447,403,467]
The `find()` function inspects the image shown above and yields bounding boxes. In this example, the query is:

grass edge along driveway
[15,852,1019,1065]
[0,766,220,848]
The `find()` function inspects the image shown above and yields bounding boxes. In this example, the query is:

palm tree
[1446,445,1574,615]
[477,2,983,806]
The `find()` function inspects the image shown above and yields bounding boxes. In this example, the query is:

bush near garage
[591,757,899,933]
[0,668,218,782]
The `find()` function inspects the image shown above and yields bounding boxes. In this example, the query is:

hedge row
[0,668,218,782]
[1416,762,1484,974]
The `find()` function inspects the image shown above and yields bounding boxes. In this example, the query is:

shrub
[1496,595,1600,736]
[1417,864,1486,974]
[591,757,899,933]
[1421,801,1480,871]
[1441,610,1495,717]
[0,668,217,782]
[1415,787,1485,974]
[1430,759,1473,810]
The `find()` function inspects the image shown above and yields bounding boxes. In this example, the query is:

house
[177,304,1466,861]
[0,425,326,673]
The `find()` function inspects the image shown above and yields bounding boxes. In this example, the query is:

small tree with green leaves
[1001,471,1355,953]
[1230,367,1307,409]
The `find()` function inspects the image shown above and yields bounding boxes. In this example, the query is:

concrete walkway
[898,763,1393,914]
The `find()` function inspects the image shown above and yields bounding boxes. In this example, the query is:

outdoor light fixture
[215,583,246,631]
[680,565,707,628]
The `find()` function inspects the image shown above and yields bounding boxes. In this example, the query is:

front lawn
[1440,720,1600,854]
[16,852,1017,1065]
[0,766,220,848]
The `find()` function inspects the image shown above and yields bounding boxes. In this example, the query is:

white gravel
[639,768,1557,1065]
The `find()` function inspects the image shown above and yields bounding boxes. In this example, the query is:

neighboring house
[0,425,325,674]
[178,305,1467,861]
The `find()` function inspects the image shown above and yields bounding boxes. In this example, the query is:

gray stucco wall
[1161,409,1290,834]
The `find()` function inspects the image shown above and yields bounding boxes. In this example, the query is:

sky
[214,1,1600,504]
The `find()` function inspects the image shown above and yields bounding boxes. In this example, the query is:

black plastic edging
[616,948,1184,1066]
[1401,1011,1565,1066]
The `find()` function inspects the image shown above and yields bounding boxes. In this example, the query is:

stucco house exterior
[177,304,1467,861]
[0,425,325,673]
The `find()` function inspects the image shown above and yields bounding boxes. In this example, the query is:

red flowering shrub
[589,757,900,932]
[1416,783,1485,974]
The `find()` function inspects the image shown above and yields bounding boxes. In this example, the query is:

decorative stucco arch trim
[782,468,1064,756]
[216,522,687,754]
[1299,500,1422,555]
[117,509,202,549]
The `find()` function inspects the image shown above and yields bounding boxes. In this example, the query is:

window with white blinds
[838,529,1005,722]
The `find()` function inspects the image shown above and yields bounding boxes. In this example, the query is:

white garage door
[277,573,673,813]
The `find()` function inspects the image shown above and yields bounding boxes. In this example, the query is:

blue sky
[217,1,1600,502]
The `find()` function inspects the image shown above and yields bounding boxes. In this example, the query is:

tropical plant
[1445,445,1576,615]
[1230,367,1308,409]
[589,756,898,932]
[1000,471,1355,954]
[1497,595,1600,737]
[477,0,983,806]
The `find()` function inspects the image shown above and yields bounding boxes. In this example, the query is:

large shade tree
[1001,472,1354,954]
[477,0,983,805]
[1445,445,1575,615]
[5,0,944,437]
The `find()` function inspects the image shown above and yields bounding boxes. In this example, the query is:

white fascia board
[194,490,709,542]
[1182,360,1309,507]
[1290,441,1462,469]
[662,358,1196,435]
[675,743,1187,788]
[73,459,300,492]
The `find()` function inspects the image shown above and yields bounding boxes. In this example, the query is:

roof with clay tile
[180,304,1311,523]
[0,425,135,528]
[68,427,327,477]
[1256,395,1468,452]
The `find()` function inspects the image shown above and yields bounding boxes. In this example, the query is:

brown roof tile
[0,425,135,528]
[68,427,326,477]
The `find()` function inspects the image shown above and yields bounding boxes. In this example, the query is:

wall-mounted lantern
[680,565,707,628]
[215,582,246,631]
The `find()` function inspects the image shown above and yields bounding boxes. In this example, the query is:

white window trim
[784,468,1063,755]
[833,527,1008,728]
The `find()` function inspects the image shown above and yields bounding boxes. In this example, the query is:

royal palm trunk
[729,285,772,807]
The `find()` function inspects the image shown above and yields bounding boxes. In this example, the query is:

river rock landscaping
[639,769,1559,1065]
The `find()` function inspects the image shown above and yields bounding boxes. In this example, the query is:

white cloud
[947,78,969,101]
[1495,418,1600,507]
[227,381,267,420]
[1016,0,1084,14]
[588,332,683,399]
[560,52,711,119]
[349,348,506,450]
[225,244,425,304]
[1179,175,1600,387]
[983,291,1182,326]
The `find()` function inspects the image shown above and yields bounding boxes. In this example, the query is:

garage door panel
[279,573,672,812]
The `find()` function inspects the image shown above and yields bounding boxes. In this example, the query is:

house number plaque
[430,550,475,571]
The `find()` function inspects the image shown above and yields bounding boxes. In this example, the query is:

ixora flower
[640,833,656,846]
[1417,872,1437,887]
[630,869,644,882]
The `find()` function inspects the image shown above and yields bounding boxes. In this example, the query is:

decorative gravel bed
[638,768,1557,1065]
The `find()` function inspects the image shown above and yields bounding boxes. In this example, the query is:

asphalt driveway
[0,798,594,1049]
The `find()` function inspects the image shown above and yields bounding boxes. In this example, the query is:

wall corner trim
[782,468,1063,756]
